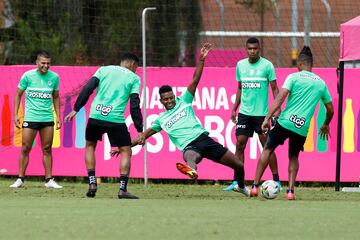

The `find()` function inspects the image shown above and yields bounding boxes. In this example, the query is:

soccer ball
[260,180,280,199]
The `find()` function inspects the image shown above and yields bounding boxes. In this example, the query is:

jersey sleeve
[282,75,294,91]
[130,75,141,94]
[180,89,194,103]
[150,117,162,133]
[93,67,103,80]
[236,63,241,82]
[18,73,28,90]
[267,62,277,81]
[53,74,60,91]
[321,85,332,104]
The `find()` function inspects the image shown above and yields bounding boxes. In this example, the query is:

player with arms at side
[224,37,281,191]
[250,46,334,200]
[10,50,62,189]
[64,53,143,199]
[117,43,250,196]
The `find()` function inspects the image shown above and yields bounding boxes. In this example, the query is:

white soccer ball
[261,180,280,199]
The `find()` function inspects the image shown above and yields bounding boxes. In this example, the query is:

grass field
[1,178,360,240]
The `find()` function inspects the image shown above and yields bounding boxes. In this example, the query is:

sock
[45,177,52,183]
[19,176,25,183]
[252,183,258,189]
[234,167,245,188]
[87,169,96,185]
[119,175,128,192]
[273,174,279,182]
[287,189,294,194]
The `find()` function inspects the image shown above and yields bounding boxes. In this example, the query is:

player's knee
[42,144,52,154]
[21,144,32,155]
[184,150,200,162]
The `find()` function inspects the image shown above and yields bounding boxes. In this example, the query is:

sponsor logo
[23,122,28,127]
[289,115,306,128]
[166,110,186,129]
[96,104,113,116]
[241,82,261,89]
[28,91,52,99]
[236,124,246,129]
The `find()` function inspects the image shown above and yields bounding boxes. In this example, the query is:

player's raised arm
[187,43,212,96]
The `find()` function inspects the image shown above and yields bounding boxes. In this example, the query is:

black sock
[272,174,279,182]
[119,175,128,192]
[87,169,96,185]
[234,167,245,188]
[45,177,52,183]
[287,189,294,193]
[19,176,25,182]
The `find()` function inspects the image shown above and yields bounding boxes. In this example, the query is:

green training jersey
[18,69,59,122]
[151,90,208,151]
[89,65,140,123]
[278,70,332,137]
[236,57,276,116]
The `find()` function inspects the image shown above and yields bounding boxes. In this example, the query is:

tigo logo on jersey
[96,104,113,116]
[289,115,306,128]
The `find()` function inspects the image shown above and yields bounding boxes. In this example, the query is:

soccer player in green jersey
[250,46,334,200]
[10,51,63,189]
[127,43,250,196]
[224,37,281,191]
[64,53,143,199]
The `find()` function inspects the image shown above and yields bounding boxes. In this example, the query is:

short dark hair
[37,50,50,59]
[120,52,139,64]
[159,85,173,95]
[297,46,313,66]
[246,37,260,45]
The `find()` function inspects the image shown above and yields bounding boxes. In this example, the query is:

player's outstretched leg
[219,151,250,197]
[223,135,247,191]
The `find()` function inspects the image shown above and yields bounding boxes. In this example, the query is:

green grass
[1,179,360,240]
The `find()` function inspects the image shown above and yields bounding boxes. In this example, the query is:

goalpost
[142,7,156,186]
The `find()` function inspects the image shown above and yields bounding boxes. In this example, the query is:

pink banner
[1,66,359,182]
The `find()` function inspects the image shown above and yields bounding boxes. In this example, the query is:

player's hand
[131,133,146,147]
[231,109,237,123]
[64,110,77,122]
[199,43,212,61]
[319,124,330,140]
[110,148,121,158]
[56,117,62,130]
[261,118,270,134]
[14,115,21,129]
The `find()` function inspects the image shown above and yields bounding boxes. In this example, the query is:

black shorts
[235,113,265,137]
[22,121,54,130]
[85,118,131,147]
[183,133,228,163]
[266,122,306,156]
